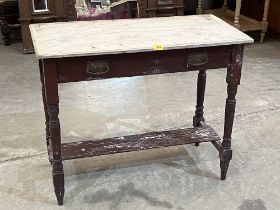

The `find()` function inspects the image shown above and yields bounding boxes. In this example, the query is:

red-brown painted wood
[43,59,65,205]
[56,46,231,83]
[39,44,245,205]
[48,124,221,161]
[220,45,244,180]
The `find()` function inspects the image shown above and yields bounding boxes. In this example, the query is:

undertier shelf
[204,9,263,32]
[48,124,221,161]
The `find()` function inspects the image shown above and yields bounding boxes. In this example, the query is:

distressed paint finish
[44,59,64,205]
[193,70,207,127]
[39,59,50,148]
[32,16,252,205]
[39,44,247,205]
[55,46,232,83]
[220,45,244,180]
[29,15,253,59]
[48,125,221,160]
[193,70,207,147]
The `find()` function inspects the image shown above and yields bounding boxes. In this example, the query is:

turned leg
[39,60,51,148]
[0,17,10,46]
[196,0,203,14]
[44,59,65,205]
[234,0,242,29]
[220,84,236,180]
[220,45,244,180]
[48,104,64,205]
[193,70,207,147]
[260,0,270,43]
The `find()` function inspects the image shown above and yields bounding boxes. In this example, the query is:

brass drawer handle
[86,61,109,75]
[188,53,209,66]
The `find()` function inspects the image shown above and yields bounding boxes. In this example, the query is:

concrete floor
[0,35,280,210]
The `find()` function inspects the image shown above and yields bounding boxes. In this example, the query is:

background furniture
[111,0,138,19]
[18,0,76,53]
[0,0,20,46]
[30,15,253,205]
[138,0,184,17]
[76,0,137,20]
[241,0,280,34]
[184,0,216,15]
[18,0,183,53]
[197,0,271,43]
[76,0,182,19]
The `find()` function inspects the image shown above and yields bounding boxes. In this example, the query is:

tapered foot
[55,189,65,205]
[219,149,232,180]
[220,160,230,180]
[52,161,65,205]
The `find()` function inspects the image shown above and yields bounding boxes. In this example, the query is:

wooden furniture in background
[267,0,280,33]
[241,0,280,34]
[111,0,138,19]
[197,0,271,43]
[0,0,20,46]
[30,15,253,205]
[76,0,184,19]
[18,0,184,53]
[18,0,76,53]
[138,0,184,17]
[76,0,138,20]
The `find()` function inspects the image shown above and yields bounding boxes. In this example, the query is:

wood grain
[48,125,221,160]
[30,15,253,59]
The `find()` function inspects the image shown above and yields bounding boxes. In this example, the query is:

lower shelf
[205,9,263,32]
[48,124,221,161]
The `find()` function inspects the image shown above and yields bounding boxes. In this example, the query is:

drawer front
[56,46,232,83]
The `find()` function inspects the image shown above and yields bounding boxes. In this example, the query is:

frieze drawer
[56,46,231,83]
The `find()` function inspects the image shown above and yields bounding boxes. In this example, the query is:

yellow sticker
[153,44,164,51]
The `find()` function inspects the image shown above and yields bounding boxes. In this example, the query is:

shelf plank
[205,9,262,32]
[48,125,221,161]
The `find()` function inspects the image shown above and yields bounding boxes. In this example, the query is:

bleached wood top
[30,15,253,59]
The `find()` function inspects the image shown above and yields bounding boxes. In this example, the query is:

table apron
[54,46,232,83]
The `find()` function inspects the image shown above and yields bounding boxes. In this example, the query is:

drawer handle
[188,53,209,66]
[86,61,109,75]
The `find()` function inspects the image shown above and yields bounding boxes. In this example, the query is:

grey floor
[0,35,279,210]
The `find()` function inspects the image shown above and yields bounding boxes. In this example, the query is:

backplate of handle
[188,53,209,66]
[86,61,109,75]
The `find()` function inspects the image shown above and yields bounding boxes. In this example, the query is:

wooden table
[30,15,253,205]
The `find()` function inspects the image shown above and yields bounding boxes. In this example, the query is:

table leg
[44,59,65,205]
[39,60,51,150]
[220,45,243,180]
[0,17,10,46]
[193,69,207,146]
[260,0,270,43]
[196,0,203,14]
